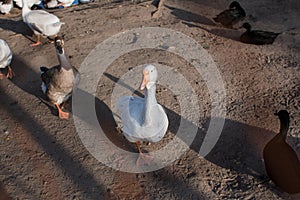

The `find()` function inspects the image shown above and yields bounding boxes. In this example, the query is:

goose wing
[25,10,60,33]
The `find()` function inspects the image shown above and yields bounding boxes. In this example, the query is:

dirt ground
[0,0,300,199]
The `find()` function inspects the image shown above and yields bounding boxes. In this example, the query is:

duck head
[54,36,64,54]
[241,22,252,32]
[274,110,290,126]
[140,65,158,90]
[229,1,241,9]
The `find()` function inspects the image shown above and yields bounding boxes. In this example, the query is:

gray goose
[40,36,79,119]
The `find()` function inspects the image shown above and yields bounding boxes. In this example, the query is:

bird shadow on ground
[103,72,299,197]
[165,4,215,26]
[0,18,34,42]
[72,83,209,199]
[4,57,297,198]
[182,21,243,41]
[9,55,59,116]
[0,56,111,199]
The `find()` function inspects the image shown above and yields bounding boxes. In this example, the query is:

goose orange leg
[30,35,41,46]
[55,103,69,120]
[0,73,4,79]
[6,66,14,79]
[135,141,153,166]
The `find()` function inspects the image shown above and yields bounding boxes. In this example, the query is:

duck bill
[140,75,148,90]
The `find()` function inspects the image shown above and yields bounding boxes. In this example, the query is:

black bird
[263,110,300,194]
[240,23,280,45]
[213,1,246,29]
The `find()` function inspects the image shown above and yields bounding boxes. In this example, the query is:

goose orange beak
[140,71,149,90]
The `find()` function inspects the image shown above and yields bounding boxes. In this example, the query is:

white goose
[45,0,74,9]
[117,65,169,166]
[22,0,64,46]
[0,39,14,79]
[0,0,13,15]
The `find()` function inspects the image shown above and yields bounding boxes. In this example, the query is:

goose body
[22,0,64,46]
[240,23,280,45]
[263,110,300,194]
[40,36,79,119]
[117,65,168,165]
[0,0,13,14]
[0,39,14,79]
[213,1,246,28]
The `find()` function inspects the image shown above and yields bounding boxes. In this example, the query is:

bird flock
[0,0,93,13]
[0,0,299,195]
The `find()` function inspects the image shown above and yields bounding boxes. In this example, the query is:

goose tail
[53,21,65,27]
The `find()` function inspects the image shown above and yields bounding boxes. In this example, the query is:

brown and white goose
[263,110,300,194]
[40,36,79,119]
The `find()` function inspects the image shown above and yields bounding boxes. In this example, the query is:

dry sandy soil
[0,0,300,199]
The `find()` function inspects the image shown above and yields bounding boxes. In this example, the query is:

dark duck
[263,110,300,194]
[240,23,280,45]
[213,1,246,29]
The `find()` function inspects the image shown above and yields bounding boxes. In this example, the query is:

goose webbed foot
[136,153,154,166]
[30,35,41,46]
[55,103,69,120]
[135,141,153,166]
[6,66,14,79]
[0,73,4,80]
[30,41,41,47]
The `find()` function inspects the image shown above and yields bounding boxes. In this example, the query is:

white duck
[14,0,41,8]
[22,0,64,46]
[45,0,74,9]
[0,0,13,15]
[0,39,14,79]
[117,65,169,166]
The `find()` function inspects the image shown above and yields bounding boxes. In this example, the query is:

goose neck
[278,118,289,140]
[57,52,72,70]
[143,84,157,126]
[22,0,30,17]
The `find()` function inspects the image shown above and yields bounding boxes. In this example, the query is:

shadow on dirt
[182,21,243,41]
[0,18,33,41]
[0,57,108,199]
[1,57,297,199]
[165,4,215,26]
[104,72,298,197]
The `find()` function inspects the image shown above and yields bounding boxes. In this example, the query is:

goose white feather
[0,1,13,14]
[0,39,12,69]
[58,0,74,7]
[117,65,169,143]
[22,0,63,38]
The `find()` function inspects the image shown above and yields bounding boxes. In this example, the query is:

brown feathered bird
[240,23,280,45]
[40,36,80,119]
[213,1,246,29]
[263,110,300,194]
